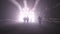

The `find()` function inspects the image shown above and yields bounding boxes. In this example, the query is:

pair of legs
[24,19,29,23]
[23,17,29,23]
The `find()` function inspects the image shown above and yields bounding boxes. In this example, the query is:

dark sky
[0,0,60,19]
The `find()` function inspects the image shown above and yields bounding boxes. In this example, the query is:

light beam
[10,0,22,11]
[24,0,28,8]
[9,0,40,23]
[32,0,40,11]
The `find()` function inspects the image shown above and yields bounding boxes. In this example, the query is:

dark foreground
[0,21,60,34]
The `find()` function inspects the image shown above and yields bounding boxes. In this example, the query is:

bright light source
[10,0,40,23]
[18,7,36,23]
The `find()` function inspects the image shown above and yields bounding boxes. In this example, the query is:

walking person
[38,16,42,24]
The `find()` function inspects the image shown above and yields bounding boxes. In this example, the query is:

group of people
[23,16,29,23]
[23,16,42,23]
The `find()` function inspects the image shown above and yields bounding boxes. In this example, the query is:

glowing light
[31,0,40,11]
[18,7,36,23]
[17,0,37,23]
[10,0,22,11]
[10,0,40,23]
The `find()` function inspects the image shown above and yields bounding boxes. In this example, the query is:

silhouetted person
[23,16,29,23]
[24,17,26,23]
[26,16,29,23]
[38,16,42,24]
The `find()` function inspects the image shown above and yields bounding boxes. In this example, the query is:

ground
[0,20,60,34]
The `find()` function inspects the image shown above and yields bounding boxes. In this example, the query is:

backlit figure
[38,16,42,24]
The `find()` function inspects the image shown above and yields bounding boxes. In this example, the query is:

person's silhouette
[26,16,29,23]
[23,17,26,23]
[38,16,41,24]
